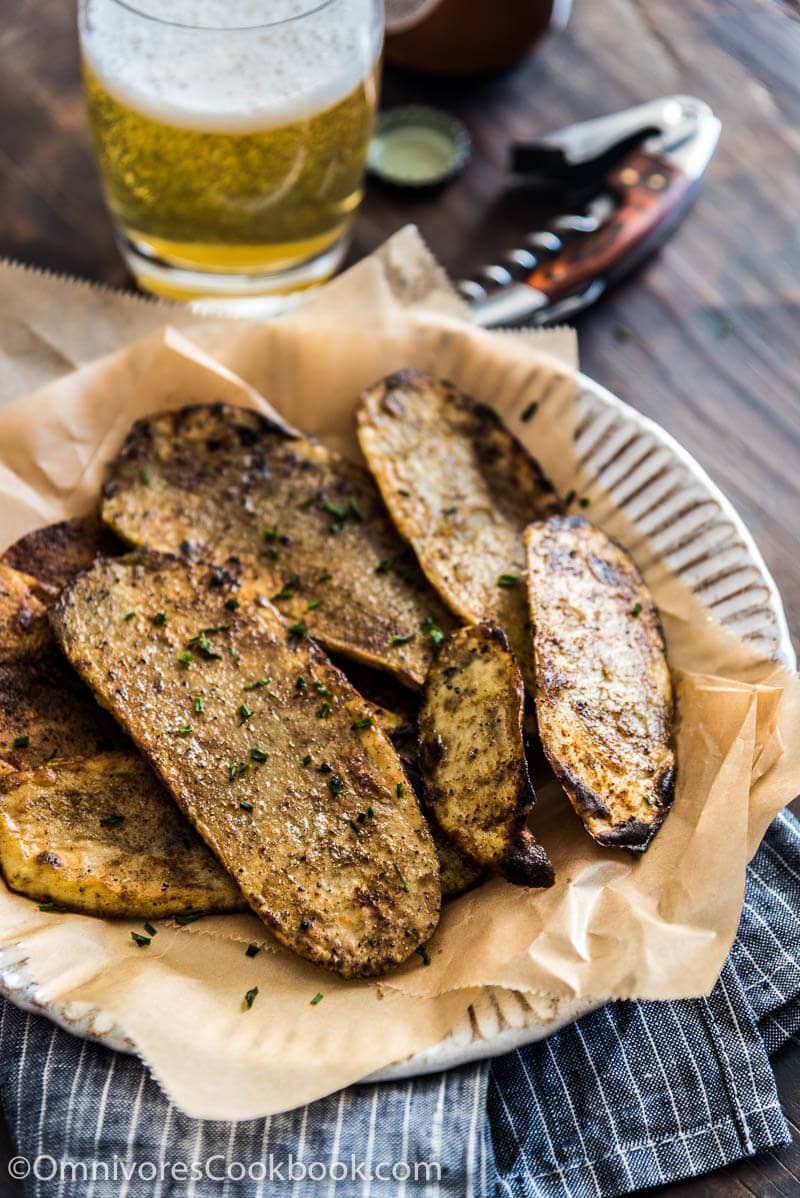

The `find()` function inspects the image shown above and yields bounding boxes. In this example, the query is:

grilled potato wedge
[1,515,123,593]
[0,564,52,662]
[101,403,454,689]
[51,552,441,977]
[525,516,675,849]
[418,623,553,887]
[0,753,245,918]
[357,370,561,690]
[432,828,485,898]
[0,565,125,769]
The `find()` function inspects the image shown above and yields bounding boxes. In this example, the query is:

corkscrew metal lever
[459,95,721,328]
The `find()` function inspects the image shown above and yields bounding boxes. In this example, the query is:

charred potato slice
[357,370,561,690]
[0,565,125,768]
[525,516,676,850]
[0,753,245,918]
[418,623,553,887]
[432,828,485,898]
[1,515,123,592]
[51,552,441,978]
[101,403,454,689]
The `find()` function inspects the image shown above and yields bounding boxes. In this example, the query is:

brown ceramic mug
[384,0,570,77]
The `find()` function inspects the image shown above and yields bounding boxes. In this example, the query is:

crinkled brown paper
[0,228,797,1119]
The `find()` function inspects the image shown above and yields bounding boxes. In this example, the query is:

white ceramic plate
[0,370,793,1079]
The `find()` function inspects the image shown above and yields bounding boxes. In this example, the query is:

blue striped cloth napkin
[1,808,798,1198]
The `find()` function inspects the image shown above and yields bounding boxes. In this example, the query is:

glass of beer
[78,0,383,305]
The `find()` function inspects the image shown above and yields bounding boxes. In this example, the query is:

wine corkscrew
[459,96,720,327]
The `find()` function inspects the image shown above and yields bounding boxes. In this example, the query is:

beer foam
[81,0,381,133]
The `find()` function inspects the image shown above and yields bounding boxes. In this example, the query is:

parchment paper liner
[0,229,796,1118]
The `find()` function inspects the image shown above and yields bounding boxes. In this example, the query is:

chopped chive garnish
[272,588,294,601]
[421,616,444,646]
[245,943,260,957]
[244,986,259,1009]
[240,800,254,812]
[193,696,205,713]
[416,945,431,966]
[138,467,150,484]
[393,863,410,893]
[497,574,518,588]
[329,776,344,796]
[442,505,458,516]
[391,633,414,645]
[153,611,167,626]
[131,931,151,948]
[323,499,345,520]
[172,725,193,737]
[375,559,392,574]
[124,610,137,622]
[225,597,240,610]
[613,323,632,342]
[565,490,577,507]
[310,992,324,1005]
[12,735,29,749]
[367,805,376,818]
[261,527,279,541]
[288,623,308,638]
[313,682,330,696]
[317,571,332,584]
[301,753,312,766]
[238,704,253,724]
[520,401,538,423]
[178,651,193,666]
[250,748,268,762]
[352,717,373,729]
[267,547,280,560]
[244,677,270,691]
[200,625,228,635]
[396,782,404,798]
[174,911,206,925]
[296,675,307,690]
[143,921,157,937]
[317,701,331,719]
[229,763,239,780]
[38,902,68,913]
[329,520,344,535]
[579,496,591,508]
[397,489,411,498]
[100,812,124,828]
[306,598,321,611]
[630,602,643,618]
[346,498,362,521]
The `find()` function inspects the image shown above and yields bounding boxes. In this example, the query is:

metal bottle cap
[367,106,470,187]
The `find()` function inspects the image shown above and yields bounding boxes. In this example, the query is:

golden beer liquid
[83,61,379,295]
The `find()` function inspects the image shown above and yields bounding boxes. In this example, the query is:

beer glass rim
[99,0,341,32]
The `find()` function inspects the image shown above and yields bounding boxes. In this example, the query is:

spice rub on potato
[356,370,561,691]
[101,403,454,690]
[0,753,246,918]
[1,515,123,594]
[525,516,675,850]
[418,623,553,888]
[51,551,442,977]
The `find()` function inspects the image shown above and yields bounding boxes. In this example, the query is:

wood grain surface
[0,0,799,1194]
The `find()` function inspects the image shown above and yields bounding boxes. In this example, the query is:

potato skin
[525,516,676,850]
[357,370,561,691]
[418,622,553,888]
[1,515,123,593]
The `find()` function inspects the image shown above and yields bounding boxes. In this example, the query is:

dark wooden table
[1,0,799,1194]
